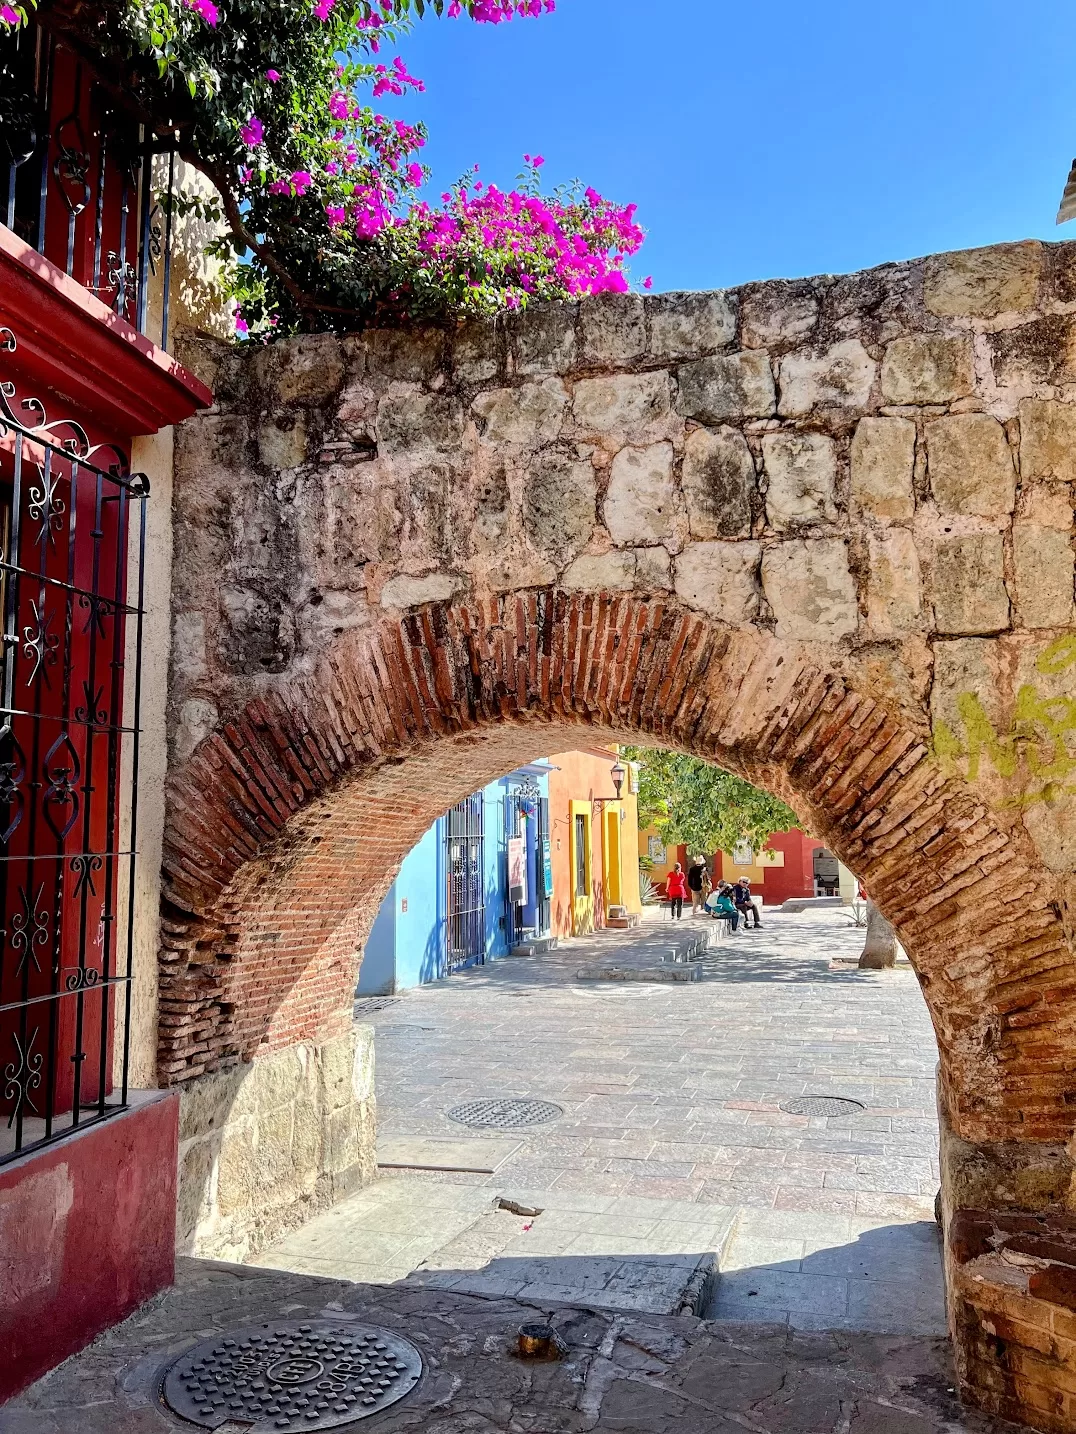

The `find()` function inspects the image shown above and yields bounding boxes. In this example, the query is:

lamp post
[610,760,626,799]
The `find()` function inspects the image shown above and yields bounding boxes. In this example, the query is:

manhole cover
[447,1098,562,1129]
[353,996,399,1016]
[161,1319,422,1431]
[780,1095,865,1118]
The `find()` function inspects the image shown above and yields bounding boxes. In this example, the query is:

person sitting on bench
[705,881,739,930]
[733,877,762,929]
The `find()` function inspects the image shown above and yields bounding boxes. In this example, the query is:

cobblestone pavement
[1,1259,1027,1434]
[362,907,940,1214]
[252,908,946,1335]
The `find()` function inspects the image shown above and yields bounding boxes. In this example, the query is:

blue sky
[389,0,1076,293]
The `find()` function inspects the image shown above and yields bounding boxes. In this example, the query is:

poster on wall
[648,836,666,864]
[508,836,528,905]
[542,837,553,897]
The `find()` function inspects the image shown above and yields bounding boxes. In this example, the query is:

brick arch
[160,588,1072,1147]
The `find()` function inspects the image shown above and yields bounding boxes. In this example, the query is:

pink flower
[532,155,544,167]
[291,170,313,195]
[239,166,253,184]
[325,161,340,176]
[183,0,218,23]
[240,115,264,147]
[642,276,653,290]
[265,68,281,82]
[313,0,335,18]
[234,310,249,336]
[268,178,291,195]
[406,162,423,187]
[326,205,347,226]
[0,4,22,25]
[329,90,350,120]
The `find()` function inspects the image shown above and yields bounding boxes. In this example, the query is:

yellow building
[547,748,643,935]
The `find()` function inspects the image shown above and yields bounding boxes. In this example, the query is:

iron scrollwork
[52,109,91,219]
[42,731,81,841]
[10,882,50,976]
[27,462,67,548]
[22,598,59,687]
[0,329,92,455]
[0,730,27,844]
[71,853,102,899]
[4,1029,43,1127]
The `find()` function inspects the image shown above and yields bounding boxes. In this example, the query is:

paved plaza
[1,1259,1021,1434]
[254,908,946,1335]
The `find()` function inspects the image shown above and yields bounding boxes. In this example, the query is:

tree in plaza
[3,0,648,333]
[624,747,801,861]
[859,899,899,970]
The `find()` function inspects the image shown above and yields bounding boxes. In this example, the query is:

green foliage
[36,0,641,331]
[623,746,801,858]
[639,871,658,906]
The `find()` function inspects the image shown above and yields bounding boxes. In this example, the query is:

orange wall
[546,748,641,937]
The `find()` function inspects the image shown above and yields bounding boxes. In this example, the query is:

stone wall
[166,239,1076,1431]
[176,1024,375,1260]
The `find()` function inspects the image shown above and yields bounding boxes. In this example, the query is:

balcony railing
[1,22,176,349]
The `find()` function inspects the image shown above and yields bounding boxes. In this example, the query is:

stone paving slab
[365,909,941,1215]
[253,1177,739,1316]
[2,1258,1029,1434]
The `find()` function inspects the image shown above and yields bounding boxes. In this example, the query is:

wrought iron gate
[0,330,147,1165]
[505,779,549,949]
[444,793,484,971]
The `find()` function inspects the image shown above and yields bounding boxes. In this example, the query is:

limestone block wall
[176,1024,375,1259]
[165,241,1076,1430]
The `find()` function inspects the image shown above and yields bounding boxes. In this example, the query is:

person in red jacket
[665,862,688,920]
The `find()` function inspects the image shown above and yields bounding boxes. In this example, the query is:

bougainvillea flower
[240,115,264,147]
[182,0,218,22]
[265,68,281,82]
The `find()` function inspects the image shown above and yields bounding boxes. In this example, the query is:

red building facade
[0,19,210,1401]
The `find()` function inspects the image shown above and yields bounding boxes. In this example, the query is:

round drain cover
[447,1098,562,1129]
[780,1095,865,1118]
[161,1319,422,1431]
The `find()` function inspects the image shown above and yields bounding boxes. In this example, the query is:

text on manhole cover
[447,1097,563,1129]
[161,1319,422,1431]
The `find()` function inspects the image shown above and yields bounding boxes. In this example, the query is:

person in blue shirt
[705,881,740,931]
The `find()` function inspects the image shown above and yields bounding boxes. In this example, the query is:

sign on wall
[508,836,528,905]
[542,837,553,897]
[732,841,754,866]
[647,836,666,863]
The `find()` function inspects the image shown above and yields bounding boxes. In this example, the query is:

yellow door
[569,801,594,936]
[604,805,622,911]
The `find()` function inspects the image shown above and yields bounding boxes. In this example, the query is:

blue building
[357,764,554,995]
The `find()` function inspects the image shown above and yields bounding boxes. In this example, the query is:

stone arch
[160,588,1072,1150]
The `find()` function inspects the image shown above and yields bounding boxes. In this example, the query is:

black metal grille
[444,792,484,971]
[1,22,176,346]
[0,328,147,1165]
[504,777,549,949]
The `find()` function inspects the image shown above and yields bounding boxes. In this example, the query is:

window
[574,813,588,896]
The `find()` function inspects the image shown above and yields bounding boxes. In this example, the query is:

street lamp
[610,760,626,799]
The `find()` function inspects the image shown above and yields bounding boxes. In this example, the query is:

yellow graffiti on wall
[931,635,1076,809]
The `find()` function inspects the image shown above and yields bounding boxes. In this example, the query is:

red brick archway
[160,588,1071,1150]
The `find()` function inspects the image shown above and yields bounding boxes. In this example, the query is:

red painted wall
[761,829,824,905]
[0,1092,179,1402]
